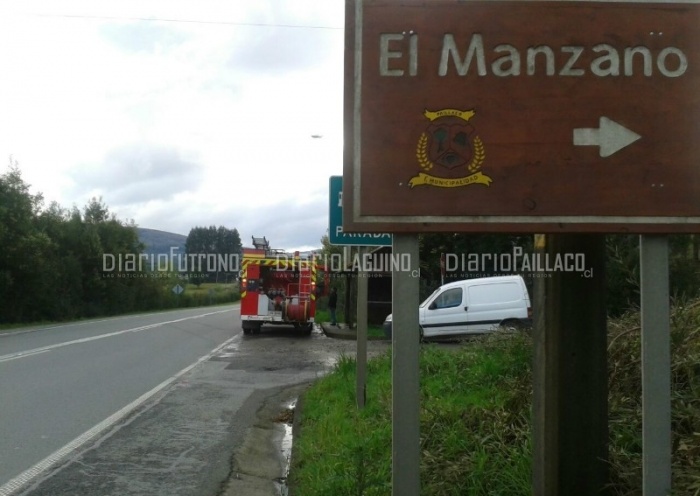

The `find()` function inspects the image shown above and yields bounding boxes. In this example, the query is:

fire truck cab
[239,236,319,335]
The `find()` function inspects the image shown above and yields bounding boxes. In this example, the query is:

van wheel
[500,320,523,333]
[419,326,425,342]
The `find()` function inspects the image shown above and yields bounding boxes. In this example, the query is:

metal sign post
[391,234,420,496]
[640,235,672,495]
[357,246,368,409]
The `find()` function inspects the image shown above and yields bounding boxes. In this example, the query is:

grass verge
[290,333,533,495]
[291,302,700,495]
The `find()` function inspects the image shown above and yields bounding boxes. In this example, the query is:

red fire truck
[239,236,321,335]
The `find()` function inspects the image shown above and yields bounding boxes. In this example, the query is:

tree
[185,225,242,285]
[0,161,49,322]
[214,226,242,283]
[606,234,700,316]
[83,196,111,224]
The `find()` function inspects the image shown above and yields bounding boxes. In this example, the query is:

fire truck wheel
[298,323,313,336]
[242,324,261,335]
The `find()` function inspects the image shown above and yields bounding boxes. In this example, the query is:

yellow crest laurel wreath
[409,108,492,189]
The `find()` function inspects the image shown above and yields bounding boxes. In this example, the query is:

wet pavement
[17,325,389,496]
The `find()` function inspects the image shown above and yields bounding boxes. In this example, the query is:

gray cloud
[71,142,204,205]
[227,26,339,75]
[238,201,328,249]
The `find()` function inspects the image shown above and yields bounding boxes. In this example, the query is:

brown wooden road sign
[342,0,700,233]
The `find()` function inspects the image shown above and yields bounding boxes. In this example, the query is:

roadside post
[343,0,699,494]
[356,246,368,408]
[640,236,672,495]
[172,284,184,307]
[391,234,420,495]
[329,176,392,409]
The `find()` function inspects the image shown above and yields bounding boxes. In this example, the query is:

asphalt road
[0,305,389,495]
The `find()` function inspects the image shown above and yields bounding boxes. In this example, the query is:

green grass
[162,281,239,308]
[606,301,700,494]
[291,302,700,495]
[290,334,533,495]
[314,308,345,325]
[367,325,387,339]
[180,281,237,299]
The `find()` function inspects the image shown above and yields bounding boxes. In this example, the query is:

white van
[383,275,532,339]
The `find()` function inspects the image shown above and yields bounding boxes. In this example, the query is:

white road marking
[0,334,241,496]
[0,309,234,364]
[0,349,50,363]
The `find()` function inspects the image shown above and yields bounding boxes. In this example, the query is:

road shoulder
[221,382,311,496]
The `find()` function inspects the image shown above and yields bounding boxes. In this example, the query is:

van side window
[433,288,463,309]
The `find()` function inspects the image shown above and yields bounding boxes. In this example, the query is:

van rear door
[464,280,525,332]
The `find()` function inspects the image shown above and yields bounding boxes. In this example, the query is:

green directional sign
[329,176,392,246]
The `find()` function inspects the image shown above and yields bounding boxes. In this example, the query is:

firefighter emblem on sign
[409,108,493,188]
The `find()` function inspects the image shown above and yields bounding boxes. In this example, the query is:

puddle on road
[274,399,296,496]
[322,355,339,369]
[211,343,240,360]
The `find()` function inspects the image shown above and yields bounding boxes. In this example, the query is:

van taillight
[528,307,533,319]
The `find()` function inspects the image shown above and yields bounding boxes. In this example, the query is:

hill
[137,228,187,258]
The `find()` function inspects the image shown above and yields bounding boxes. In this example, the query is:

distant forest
[0,163,239,325]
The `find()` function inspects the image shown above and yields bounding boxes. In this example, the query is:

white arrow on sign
[573,116,641,158]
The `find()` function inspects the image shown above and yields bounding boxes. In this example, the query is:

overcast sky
[0,0,344,251]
